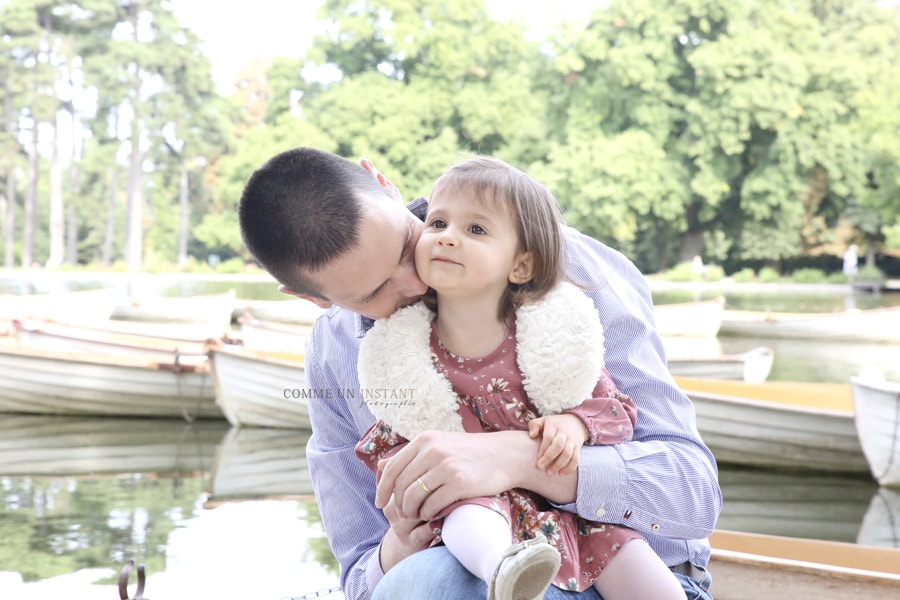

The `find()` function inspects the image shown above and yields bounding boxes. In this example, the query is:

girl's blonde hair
[427,156,567,322]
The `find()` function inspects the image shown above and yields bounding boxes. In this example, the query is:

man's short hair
[238,147,390,297]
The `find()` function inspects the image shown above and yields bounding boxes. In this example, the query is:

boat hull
[851,372,900,487]
[0,345,221,420]
[210,346,309,429]
[675,377,868,474]
[668,346,774,383]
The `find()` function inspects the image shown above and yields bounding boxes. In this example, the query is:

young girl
[355,156,684,600]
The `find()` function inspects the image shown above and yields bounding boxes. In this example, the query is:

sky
[171,0,596,93]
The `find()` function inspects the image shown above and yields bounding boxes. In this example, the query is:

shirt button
[651,523,660,531]
[596,507,606,518]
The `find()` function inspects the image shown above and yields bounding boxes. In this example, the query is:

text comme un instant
[283,387,416,406]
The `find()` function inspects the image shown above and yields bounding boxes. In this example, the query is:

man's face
[303,196,428,320]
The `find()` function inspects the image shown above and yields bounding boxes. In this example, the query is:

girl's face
[415,187,533,301]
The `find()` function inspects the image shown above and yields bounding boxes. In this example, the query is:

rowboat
[674,376,868,474]
[718,335,900,384]
[851,369,900,488]
[709,529,900,599]
[0,344,222,421]
[232,298,325,325]
[12,318,213,365]
[667,346,774,383]
[0,414,228,477]
[238,315,313,353]
[0,287,121,330]
[209,344,309,429]
[653,297,724,337]
[205,426,313,506]
[111,289,236,328]
[720,305,900,344]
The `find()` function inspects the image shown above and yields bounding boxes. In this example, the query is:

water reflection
[1,414,898,598]
[0,417,337,600]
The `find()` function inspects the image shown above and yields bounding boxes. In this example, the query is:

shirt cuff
[570,446,628,522]
[365,543,386,593]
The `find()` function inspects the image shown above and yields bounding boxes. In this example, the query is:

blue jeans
[372,546,713,599]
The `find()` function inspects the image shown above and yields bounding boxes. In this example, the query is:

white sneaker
[487,535,561,600]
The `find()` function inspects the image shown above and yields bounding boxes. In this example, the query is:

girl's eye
[430,219,446,229]
[470,224,486,235]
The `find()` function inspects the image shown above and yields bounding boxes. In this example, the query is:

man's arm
[561,227,722,540]
[305,310,402,599]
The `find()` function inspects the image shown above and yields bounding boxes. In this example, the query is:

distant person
[842,245,859,282]
[355,156,685,600]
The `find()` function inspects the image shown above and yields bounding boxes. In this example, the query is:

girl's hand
[528,414,589,475]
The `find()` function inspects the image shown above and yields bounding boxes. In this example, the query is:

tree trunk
[103,167,117,267]
[126,123,144,271]
[3,171,14,268]
[178,166,189,266]
[66,203,77,264]
[23,121,38,268]
[48,116,65,267]
[865,234,877,269]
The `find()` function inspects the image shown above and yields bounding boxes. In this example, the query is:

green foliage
[789,268,828,284]
[758,266,781,283]
[704,264,725,282]
[215,257,246,274]
[661,261,702,281]
[1,0,899,273]
[857,265,885,284]
[731,268,756,283]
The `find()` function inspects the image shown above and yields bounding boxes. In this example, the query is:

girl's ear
[509,252,535,285]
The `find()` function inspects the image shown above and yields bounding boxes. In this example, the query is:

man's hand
[528,414,589,476]
[378,499,433,572]
[359,158,403,202]
[374,430,578,522]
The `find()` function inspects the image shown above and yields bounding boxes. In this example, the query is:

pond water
[1,272,899,599]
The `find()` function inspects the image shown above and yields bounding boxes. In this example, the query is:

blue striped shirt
[305,197,722,600]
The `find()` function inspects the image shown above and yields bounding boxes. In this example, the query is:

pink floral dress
[355,324,643,592]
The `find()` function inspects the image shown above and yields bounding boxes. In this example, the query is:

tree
[538,0,893,272]
[299,0,551,198]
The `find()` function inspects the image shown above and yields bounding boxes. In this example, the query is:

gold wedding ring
[416,477,433,494]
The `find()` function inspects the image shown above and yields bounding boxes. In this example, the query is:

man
[238,147,721,600]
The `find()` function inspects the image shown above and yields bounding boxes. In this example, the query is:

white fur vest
[357,282,605,441]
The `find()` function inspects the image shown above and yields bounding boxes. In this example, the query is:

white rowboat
[0,344,221,421]
[667,346,774,383]
[112,289,236,328]
[209,344,309,429]
[851,369,900,488]
[674,376,868,474]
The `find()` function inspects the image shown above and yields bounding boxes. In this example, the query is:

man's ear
[508,252,535,285]
[278,284,333,309]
